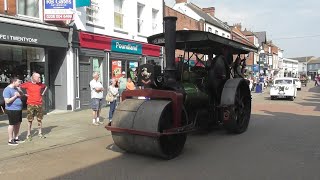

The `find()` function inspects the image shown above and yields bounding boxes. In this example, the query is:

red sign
[142,44,161,57]
[79,32,111,50]
[79,32,161,57]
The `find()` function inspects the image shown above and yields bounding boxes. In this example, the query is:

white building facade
[272,54,279,72]
[74,0,163,42]
[278,49,284,77]
[298,62,308,75]
[282,58,299,77]
[68,0,164,110]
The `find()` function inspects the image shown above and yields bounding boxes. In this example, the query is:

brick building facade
[165,6,204,61]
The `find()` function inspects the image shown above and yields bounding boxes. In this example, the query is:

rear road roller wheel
[111,99,187,159]
[221,79,251,134]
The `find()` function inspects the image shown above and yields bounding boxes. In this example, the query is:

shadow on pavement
[296,102,320,112]
[51,111,320,180]
[106,143,125,153]
[298,87,320,111]
[19,125,58,138]
[308,86,320,93]
[301,98,320,102]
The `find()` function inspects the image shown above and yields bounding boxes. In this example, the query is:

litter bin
[255,84,262,93]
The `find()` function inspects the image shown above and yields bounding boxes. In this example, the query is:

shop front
[77,31,162,109]
[0,21,68,118]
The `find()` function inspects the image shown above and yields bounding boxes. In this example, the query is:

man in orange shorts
[20,72,47,141]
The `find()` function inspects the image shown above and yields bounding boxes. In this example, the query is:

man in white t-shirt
[89,72,104,125]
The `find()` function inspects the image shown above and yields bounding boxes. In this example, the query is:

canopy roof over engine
[147,30,258,55]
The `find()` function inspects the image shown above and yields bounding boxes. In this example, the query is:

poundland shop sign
[111,40,142,55]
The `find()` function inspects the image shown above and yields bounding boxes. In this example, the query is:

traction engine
[106,17,257,159]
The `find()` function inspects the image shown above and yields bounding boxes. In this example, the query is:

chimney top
[233,23,242,30]
[202,7,215,17]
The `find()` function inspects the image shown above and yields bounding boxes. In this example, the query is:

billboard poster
[44,0,75,21]
[112,60,122,79]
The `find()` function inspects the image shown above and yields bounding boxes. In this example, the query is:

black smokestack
[163,16,177,81]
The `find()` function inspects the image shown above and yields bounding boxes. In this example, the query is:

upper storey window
[17,0,40,18]
[114,0,124,29]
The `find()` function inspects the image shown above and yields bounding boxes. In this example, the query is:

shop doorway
[79,63,91,108]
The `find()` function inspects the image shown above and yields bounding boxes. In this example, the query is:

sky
[164,0,320,58]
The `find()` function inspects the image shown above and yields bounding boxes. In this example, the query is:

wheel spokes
[234,86,250,127]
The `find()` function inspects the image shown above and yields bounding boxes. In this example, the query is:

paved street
[0,83,319,180]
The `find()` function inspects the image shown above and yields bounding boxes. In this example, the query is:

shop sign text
[45,0,73,9]
[44,0,74,21]
[0,34,38,44]
[111,40,142,55]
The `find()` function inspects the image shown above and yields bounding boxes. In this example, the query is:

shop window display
[0,44,44,115]
[128,61,138,84]
[30,62,45,83]
[111,60,139,83]
[111,60,125,79]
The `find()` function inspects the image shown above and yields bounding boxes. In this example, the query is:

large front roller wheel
[111,99,187,159]
[220,78,251,134]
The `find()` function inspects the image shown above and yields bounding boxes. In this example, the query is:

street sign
[44,0,75,21]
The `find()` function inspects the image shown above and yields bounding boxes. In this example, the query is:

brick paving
[0,108,111,161]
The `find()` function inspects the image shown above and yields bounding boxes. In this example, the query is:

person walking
[315,75,319,87]
[3,77,24,145]
[118,71,127,101]
[89,72,104,125]
[20,73,47,141]
[248,77,253,92]
[107,79,118,123]
[259,74,264,91]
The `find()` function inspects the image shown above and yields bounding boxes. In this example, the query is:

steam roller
[111,98,186,159]
[106,16,258,159]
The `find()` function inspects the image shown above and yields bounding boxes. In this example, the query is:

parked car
[270,77,297,101]
[293,78,302,90]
